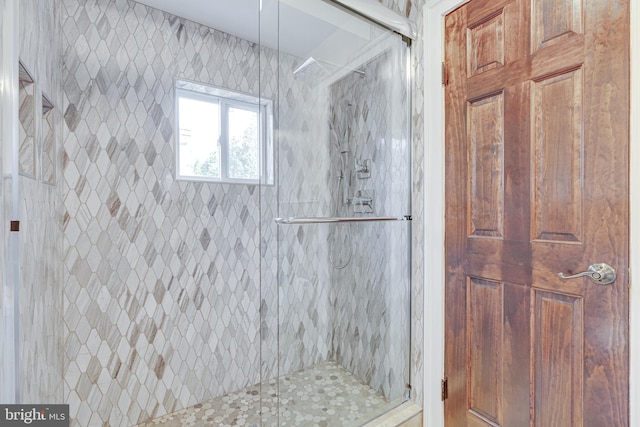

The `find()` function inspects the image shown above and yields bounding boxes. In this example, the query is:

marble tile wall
[270,72,333,377]
[61,1,332,425]
[328,47,411,400]
[258,53,334,389]
[18,0,65,405]
[60,0,422,425]
[379,0,426,404]
[61,1,263,424]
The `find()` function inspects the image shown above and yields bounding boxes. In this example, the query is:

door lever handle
[558,263,616,285]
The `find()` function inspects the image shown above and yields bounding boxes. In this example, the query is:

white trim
[423,1,636,426]
[422,1,468,425]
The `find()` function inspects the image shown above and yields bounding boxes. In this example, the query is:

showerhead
[293,57,331,82]
[293,57,365,85]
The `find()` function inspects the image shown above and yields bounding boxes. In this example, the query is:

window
[176,80,273,184]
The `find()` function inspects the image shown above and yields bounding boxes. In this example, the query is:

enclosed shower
[0,0,414,425]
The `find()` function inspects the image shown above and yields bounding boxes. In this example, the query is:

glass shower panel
[257,0,280,421]
[260,1,411,424]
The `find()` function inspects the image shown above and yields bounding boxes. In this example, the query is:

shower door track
[275,216,412,225]
[331,0,417,40]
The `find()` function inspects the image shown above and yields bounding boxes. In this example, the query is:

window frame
[175,81,274,185]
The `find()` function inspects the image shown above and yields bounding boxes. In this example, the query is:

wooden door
[444,0,629,426]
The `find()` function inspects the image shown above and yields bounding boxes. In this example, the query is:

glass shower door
[259,1,412,424]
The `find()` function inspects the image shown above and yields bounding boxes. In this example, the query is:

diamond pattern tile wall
[60,0,426,424]
[61,1,267,424]
[272,77,334,379]
[12,0,425,423]
[377,0,426,404]
[61,0,334,425]
[328,49,411,401]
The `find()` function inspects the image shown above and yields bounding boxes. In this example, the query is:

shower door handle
[275,215,412,225]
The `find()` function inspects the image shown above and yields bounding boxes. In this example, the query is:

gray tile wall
[260,54,334,387]
[328,46,411,401]
[60,0,423,425]
[61,1,332,425]
[61,1,265,424]
[379,0,425,405]
[271,77,333,376]
[18,0,65,405]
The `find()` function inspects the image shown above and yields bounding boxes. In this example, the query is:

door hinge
[10,221,19,232]
[442,62,449,86]
[441,377,448,401]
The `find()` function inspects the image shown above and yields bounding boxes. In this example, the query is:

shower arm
[275,215,411,225]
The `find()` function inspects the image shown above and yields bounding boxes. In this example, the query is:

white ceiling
[132,0,377,62]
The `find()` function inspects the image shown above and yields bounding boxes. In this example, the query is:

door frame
[421,0,639,425]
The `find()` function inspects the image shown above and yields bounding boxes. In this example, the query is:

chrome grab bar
[275,215,411,225]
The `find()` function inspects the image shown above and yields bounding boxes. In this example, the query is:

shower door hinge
[10,221,20,232]
[441,377,448,401]
[442,62,449,86]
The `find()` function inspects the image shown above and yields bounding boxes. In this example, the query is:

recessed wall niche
[41,94,55,184]
[18,61,35,178]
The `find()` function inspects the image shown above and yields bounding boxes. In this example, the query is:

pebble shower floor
[136,361,397,427]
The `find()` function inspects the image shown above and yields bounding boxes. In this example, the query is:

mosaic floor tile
[136,361,402,427]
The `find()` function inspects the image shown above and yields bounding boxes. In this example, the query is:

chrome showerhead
[293,57,365,85]
[293,57,331,82]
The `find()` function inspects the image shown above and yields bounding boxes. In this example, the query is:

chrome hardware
[558,263,616,285]
[355,158,371,178]
[352,189,374,214]
[351,190,375,214]
[275,216,411,225]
